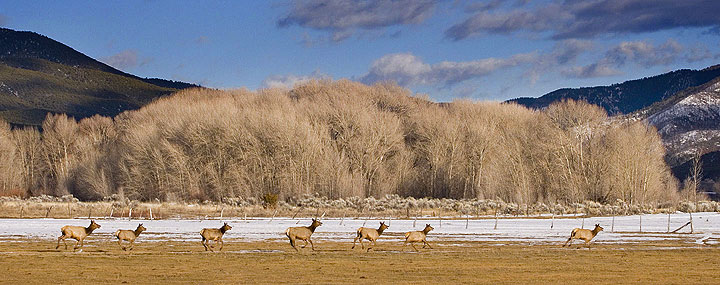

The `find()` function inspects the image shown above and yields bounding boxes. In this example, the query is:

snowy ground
[0,212,718,246]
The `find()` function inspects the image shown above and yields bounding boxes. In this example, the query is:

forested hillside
[510,65,720,115]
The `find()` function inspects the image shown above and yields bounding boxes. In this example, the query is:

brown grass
[0,200,499,219]
[0,240,718,283]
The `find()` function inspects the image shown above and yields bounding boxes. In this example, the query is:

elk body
[285,218,322,252]
[563,224,604,247]
[352,222,389,251]
[403,224,434,252]
[200,222,232,252]
[114,223,147,251]
[56,220,101,251]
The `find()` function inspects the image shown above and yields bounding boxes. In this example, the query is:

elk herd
[53,219,603,252]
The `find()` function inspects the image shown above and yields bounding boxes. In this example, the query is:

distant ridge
[509,65,720,115]
[0,28,198,89]
[0,28,199,126]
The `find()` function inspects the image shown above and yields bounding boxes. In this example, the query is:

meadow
[1,240,718,283]
[1,213,719,283]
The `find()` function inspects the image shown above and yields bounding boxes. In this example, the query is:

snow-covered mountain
[644,78,720,166]
[633,77,720,198]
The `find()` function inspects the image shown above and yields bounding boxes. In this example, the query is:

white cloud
[361,52,535,87]
[261,72,331,89]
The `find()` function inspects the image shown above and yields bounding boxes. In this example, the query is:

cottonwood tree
[41,114,80,196]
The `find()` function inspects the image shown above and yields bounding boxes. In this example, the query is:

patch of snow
[0,212,718,246]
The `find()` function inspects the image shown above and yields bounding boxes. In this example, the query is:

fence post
[269,209,278,223]
[494,209,498,230]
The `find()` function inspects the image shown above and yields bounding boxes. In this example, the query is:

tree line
[0,80,679,205]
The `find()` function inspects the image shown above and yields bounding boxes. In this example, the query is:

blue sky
[1,0,719,101]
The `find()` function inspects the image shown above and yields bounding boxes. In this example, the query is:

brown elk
[200,222,232,252]
[563,224,603,247]
[114,223,147,251]
[56,220,101,251]
[403,224,434,252]
[285,218,322,252]
[352,222,389,251]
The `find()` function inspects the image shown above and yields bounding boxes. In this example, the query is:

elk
[352,222,389,252]
[285,218,322,252]
[403,224,434,252]
[563,224,603,247]
[200,222,232,252]
[114,223,147,251]
[56,220,101,251]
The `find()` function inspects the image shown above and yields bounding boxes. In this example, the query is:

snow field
[0,212,717,246]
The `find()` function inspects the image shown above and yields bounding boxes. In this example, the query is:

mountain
[638,76,720,198]
[0,28,198,126]
[510,65,720,115]
[642,77,720,165]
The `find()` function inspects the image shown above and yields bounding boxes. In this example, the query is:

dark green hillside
[0,58,183,126]
[0,28,199,126]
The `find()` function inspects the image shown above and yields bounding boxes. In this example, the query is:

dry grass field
[1,239,718,284]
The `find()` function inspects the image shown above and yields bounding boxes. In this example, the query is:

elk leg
[201,237,208,251]
[411,242,419,252]
[423,240,432,249]
[289,237,299,252]
[351,235,360,249]
[301,239,308,248]
[218,238,224,251]
[367,240,377,252]
[129,240,135,251]
[402,240,407,252]
[56,235,65,249]
[309,239,315,251]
